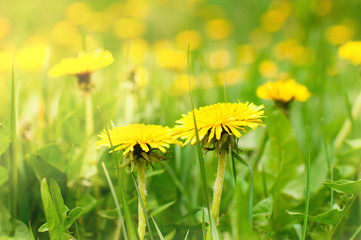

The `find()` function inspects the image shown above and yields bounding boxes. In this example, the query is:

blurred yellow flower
[113,18,147,39]
[312,0,332,16]
[51,21,80,46]
[66,2,92,25]
[208,49,231,69]
[154,41,187,71]
[274,39,314,66]
[238,44,256,64]
[49,49,114,77]
[259,60,278,79]
[217,68,244,86]
[257,79,310,103]
[261,0,292,32]
[123,38,149,64]
[16,37,50,72]
[175,30,202,50]
[0,18,10,39]
[106,3,125,20]
[173,102,264,146]
[326,24,354,45]
[0,50,12,72]
[97,124,177,155]
[169,74,195,96]
[86,12,112,32]
[124,0,150,19]
[339,41,361,65]
[206,18,232,40]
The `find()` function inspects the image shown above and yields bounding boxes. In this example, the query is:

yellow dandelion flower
[0,18,10,40]
[173,102,264,147]
[49,49,114,77]
[238,44,256,64]
[208,49,231,69]
[96,123,178,158]
[174,101,263,232]
[206,18,233,40]
[257,79,310,103]
[16,37,50,72]
[326,24,354,45]
[154,41,187,71]
[0,50,13,72]
[175,30,202,50]
[97,123,178,240]
[113,18,147,39]
[217,68,244,86]
[339,41,361,65]
[259,60,278,79]
[66,2,93,26]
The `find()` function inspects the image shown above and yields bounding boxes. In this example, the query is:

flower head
[49,48,114,77]
[339,41,361,65]
[257,79,310,103]
[97,124,178,170]
[173,102,264,152]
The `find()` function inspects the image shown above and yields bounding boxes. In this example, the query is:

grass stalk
[302,126,311,240]
[84,92,94,137]
[102,162,128,240]
[186,42,213,237]
[10,64,18,218]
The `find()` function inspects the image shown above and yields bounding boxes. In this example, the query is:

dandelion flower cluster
[173,102,264,151]
[257,78,310,103]
[97,124,178,170]
[338,41,361,65]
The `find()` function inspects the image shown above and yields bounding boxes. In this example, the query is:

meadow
[1,0,361,239]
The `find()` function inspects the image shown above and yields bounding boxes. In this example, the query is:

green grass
[1,0,361,239]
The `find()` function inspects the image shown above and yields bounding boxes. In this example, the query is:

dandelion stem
[207,149,227,239]
[137,161,146,240]
[84,92,94,137]
[334,90,361,150]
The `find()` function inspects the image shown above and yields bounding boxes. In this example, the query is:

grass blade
[187,41,213,238]
[101,162,128,240]
[150,216,165,240]
[184,230,190,240]
[131,172,154,240]
[302,126,311,240]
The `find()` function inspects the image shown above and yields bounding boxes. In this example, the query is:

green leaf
[40,178,65,240]
[49,179,69,224]
[0,123,11,156]
[260,107,306,199]
[0,204,11,235]
[30,154,66,185]
[0,166,9,186]
[150,200,176,217]
[287,206,344,226]
[38,223,48,232]
[323,179,361,195]
[64,207,85,230]
[12,220,33,240]
[253,197,273,231]
[33,144,66,172]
